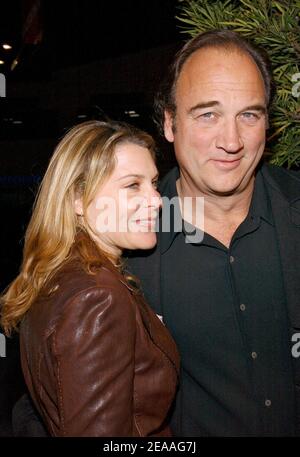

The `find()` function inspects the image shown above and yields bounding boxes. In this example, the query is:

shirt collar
[160,165,274,254]
[160,167,182,254]
[249,167,274,225]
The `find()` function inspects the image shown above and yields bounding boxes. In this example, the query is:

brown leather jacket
[20,252,179,437]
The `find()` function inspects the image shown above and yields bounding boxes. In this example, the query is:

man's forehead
[179,47,263,83]
[182,45,250,66]
[176,47,265,97]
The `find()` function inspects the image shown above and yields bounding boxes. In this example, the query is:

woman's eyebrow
[116,172,159,182]
[115,174,144,181]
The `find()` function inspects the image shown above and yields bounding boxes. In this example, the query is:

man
[128,29,300,436]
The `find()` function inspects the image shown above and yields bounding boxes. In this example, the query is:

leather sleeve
[49,285,137,436]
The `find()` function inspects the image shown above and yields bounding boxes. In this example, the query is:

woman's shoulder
[47,259,131,305]
[26,258,136,335]
[53,262,136,336]
[52,257,134,298]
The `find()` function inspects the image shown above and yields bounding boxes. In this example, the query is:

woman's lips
[129,218,158,231]
[134,219,157,227]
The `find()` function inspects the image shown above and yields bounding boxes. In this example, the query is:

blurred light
[77,114,88,119]
[0,60,4,65]
[12,120,23,125]
[2,44,12,50]
[11,59,18,70]
[124,109,140,118]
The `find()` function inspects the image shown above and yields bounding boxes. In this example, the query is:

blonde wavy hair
[1,120,155,335]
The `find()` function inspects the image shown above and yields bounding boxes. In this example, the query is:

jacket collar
[72,230,138,294]
[261,163,300,327]
[261,163,300,227]
[261,163,300,204]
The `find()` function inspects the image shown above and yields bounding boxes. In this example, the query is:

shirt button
[229,255,235,263]
[251,351,257,359]
[265,399,272,407]
[240,303,246,311]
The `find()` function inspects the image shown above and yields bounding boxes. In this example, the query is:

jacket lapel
[262,165,300,328]
[135,291,179,375]
[114,254,179,375]
[126,244,162,315]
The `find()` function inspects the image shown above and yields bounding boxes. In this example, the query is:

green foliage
[176,0,300,167]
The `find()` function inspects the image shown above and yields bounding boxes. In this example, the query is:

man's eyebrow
[188,102,267,115]
[188,101,220,114]
[241,104,267,113]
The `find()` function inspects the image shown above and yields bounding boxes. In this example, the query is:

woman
[0,120,179,437]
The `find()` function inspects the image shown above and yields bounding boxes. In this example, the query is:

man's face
[164,47,267,196]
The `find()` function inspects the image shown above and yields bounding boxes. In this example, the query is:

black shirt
[160,167,296,436]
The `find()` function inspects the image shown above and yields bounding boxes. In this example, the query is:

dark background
[0,0,184,436]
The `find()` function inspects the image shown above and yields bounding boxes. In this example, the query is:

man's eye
[197,112,216,121]
[201,112,214,118]
[241,112,258,120]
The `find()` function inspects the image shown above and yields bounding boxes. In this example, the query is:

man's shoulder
[159,167,179,195]
[126,246,159,276]
[125,246,161,312]
[261,163,300,201]
[263,162,300,179]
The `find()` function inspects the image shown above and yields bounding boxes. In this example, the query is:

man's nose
[215,118,244,153]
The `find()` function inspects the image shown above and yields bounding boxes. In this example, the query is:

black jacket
[127,163,300,435]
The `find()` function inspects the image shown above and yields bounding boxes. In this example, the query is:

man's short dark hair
[154,29,275,135]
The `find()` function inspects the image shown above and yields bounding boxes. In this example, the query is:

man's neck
[176,174,255,247]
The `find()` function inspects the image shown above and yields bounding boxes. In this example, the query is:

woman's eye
[125,182,139,189]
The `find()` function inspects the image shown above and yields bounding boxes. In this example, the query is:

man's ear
[265,113,269,130]
[74,197,83,216]
[164,110,175,143]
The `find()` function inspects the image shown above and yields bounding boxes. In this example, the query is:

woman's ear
[74,197,83,216]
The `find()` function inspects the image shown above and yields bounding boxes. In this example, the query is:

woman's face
[79,142,161,260]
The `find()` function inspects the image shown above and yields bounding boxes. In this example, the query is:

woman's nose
[141,188,162,213]
[150,188,162,210]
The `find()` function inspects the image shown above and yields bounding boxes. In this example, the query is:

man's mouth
[211,157,242,170]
